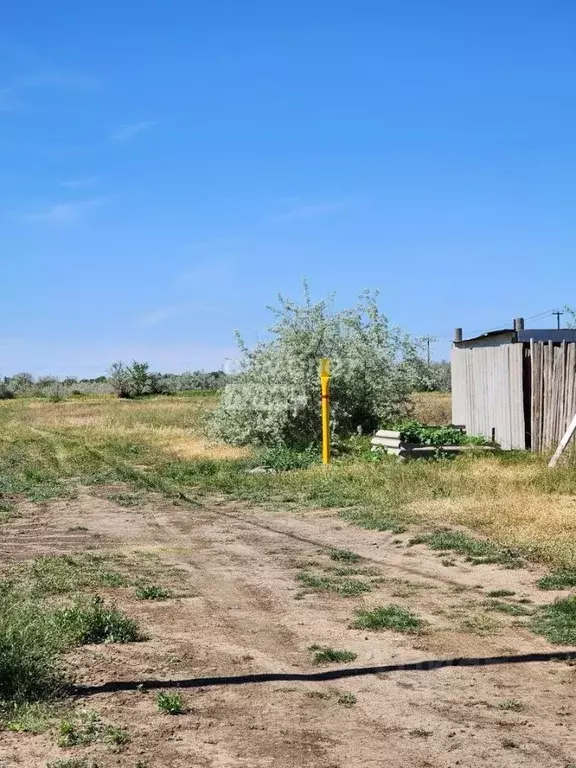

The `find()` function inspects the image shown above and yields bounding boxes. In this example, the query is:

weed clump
[531,597,576,644]
[156,691,185,715]
[55,597,144,645]
[308,645,358,664]
[353,605,422,633]
[0,594,69,702]
[135,584,171,600]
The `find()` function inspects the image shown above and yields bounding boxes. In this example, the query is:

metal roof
[518,329,576,343]
[459,328,576,345]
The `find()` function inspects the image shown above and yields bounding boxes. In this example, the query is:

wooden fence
[451,344,525,450]
[452,340,576,452]
[530,340,576,452]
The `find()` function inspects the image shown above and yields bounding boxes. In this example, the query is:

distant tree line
[0,363,228,401]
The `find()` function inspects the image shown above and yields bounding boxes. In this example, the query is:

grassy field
[1,392,576,568]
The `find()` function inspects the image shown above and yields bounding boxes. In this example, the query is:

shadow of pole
[76,650,576,696]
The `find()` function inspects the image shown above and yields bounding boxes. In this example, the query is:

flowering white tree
[212,285,424,446]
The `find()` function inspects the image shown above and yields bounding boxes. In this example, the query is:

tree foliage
[212,286,424,447]
[106,362,132,398]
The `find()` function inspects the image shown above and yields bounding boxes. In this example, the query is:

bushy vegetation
[0,594,68,702]
[0,366,226,400]
[393,420,486,446]
[156,691,186,715]
[55,596,144,645]
[0,584,143,707]
[213,286,427,447]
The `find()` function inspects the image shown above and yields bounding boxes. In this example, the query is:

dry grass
[405,492,576,566]
[1,396,249,461]
[409,392,452,425]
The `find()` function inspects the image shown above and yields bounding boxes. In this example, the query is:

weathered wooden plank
[549,412,576,468]
[530,339,540,452]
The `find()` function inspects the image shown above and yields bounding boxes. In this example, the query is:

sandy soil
[1,489,575,767]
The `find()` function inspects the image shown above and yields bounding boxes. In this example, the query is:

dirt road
[2,489,575,767]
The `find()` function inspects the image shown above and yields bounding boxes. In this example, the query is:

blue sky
[1,1,575,376]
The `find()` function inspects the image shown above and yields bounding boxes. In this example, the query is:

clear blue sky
[1,1,574,376]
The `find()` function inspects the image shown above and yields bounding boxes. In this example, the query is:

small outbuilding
[451,318,576,451]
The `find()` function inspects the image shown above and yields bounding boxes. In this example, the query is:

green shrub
[0,384,14,400]
[0,595,68,702]
[212,285,423,447]
[156,691,185,715]
[106,362,132,399]
[128,361,150,397]
[258,444,318,471]
[392,420,486,446]
[55,597,144,645]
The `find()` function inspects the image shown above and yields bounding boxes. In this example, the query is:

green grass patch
[9,553,129,598]
[135,584,171,600]
[47,760,100,768]
[0,502,19,524]
[537,569,576,590]
[327,548,361,563]
[485,600,533,616]
[258,444,318,471]
[338,507,406,534]
[297,571,373,597]
[156,691,185,715]
[57,709,129,748]
[353,604,423,633]
[0,700,66,734]
[531,597,576,644]
[308,645,358,664]
[0,595,69,702]
[410,530,523,568]
[487,589,516,598]
[55,596,144,645]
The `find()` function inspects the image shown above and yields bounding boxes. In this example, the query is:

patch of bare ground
[1,491,576,767]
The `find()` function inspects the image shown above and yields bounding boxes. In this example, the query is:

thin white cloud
[60,177,99,189]
[0,71,98,111]
[271,201,349,222]
[111,121,157,142]
[21,197,106,226]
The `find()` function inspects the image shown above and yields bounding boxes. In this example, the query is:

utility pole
[422,335,436,366]
[553,310,563,330]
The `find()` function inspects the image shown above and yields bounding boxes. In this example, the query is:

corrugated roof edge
[457,329,576,345]
[458,329,515,343]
